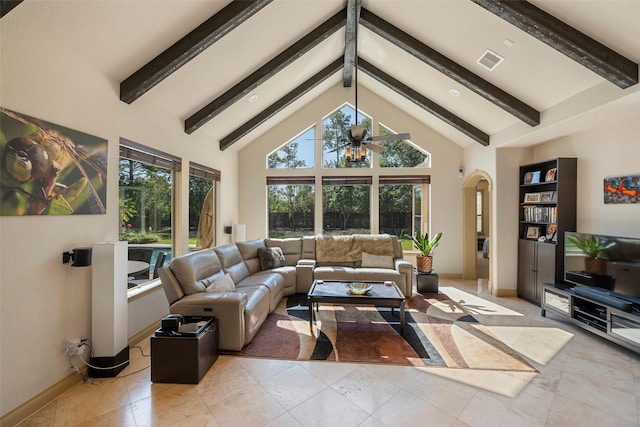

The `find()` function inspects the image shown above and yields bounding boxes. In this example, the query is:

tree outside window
[322,105,371,168]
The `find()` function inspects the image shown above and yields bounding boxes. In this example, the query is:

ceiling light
[449,88,461,97]
[248,94,259,103]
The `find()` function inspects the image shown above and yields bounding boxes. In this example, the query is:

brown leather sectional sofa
[158,234,413,351]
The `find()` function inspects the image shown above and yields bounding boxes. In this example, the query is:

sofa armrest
[170,292,248,351]
[296,259,316,293]
[395,258,414,297]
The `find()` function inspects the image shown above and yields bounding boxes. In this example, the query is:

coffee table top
[308,280,404,300]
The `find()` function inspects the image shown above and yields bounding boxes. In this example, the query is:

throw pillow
[205,273,235,293]
[361,252,394,269]
[258,246,286,270]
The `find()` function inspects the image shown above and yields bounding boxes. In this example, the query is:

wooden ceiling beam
[471,0,638,89]
[220,58,343,151]
[358,58,490,146]
[185,8,346,135]
[120,0,273,104]
[360,7,540,127]
[343,0,361,87]
[1,0,24,18]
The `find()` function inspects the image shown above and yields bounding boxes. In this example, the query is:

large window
[322,105,371,168]
[119,138,179,283]
[379,176,430,250]
[268,126,315,169]
[190,162,220,250]
[378,125,429,168]
[322,176,371,235]
[267,177,315,238]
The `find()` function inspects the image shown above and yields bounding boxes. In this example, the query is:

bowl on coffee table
[345,282,372,295]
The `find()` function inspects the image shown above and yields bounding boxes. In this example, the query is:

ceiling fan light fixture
[248,94,259,103]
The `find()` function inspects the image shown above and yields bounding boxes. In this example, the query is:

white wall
[0,12,238,416]
[238,85,465,275]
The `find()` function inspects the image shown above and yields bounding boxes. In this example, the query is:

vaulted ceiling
[3,0,640,151]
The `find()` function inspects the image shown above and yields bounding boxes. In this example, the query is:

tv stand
[542,283,640,353]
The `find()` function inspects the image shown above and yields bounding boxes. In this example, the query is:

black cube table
[151,316,218,384]
[415,269,439,294]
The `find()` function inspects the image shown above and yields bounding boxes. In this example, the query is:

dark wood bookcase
[517,158,577,304]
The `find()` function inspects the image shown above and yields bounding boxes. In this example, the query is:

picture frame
[545,168,557,182]
[546,223,557,241]
[526,226,540,239]
[552,191,558,201]
[540,191,553,202]
[524,171,541,185]
[524,193,541,203]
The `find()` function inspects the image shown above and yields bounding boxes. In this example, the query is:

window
[119,138,179,283]
[268,126,315,169]
[476,190,483,234]
[378,125,429,168]
[190,162,220,250]
[379,176,430,250]
[322,176,371,234]
[322,105,371,168]
[267,177,315,238]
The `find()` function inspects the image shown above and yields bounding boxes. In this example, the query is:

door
[517,239,536,302]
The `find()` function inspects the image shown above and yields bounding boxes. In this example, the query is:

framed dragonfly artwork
[1,107,107,215]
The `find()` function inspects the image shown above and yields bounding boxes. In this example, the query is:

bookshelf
[517,158,577,304]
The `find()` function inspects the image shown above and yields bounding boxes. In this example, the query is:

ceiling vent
[477,49,504,71]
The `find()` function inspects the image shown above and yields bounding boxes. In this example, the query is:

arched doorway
[462,171,493,285]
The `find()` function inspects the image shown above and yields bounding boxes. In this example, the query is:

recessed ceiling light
[449,88,461,97]
[248,94,259,103]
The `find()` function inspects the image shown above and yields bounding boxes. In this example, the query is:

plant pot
[585,257,607,276]
[416,255,433,273]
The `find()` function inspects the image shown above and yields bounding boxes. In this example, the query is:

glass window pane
[378,125,429,168]
[322,184,370,234]
[268,126,315,169]
[268,184,314,238]
[190,175,215,250]
[379,184,413,248]
[322,105,371,168]
[476,191,483,233]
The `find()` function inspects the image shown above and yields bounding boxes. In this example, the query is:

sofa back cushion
[266,238,303,265]
[214,243,250,283]
[236,239,266,274]
[168,249,223,295]
[302,236,316,259]
[315,234,395,264]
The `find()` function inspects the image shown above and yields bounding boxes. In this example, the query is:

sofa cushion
[315,234,395,263]
[361,252,394,269]
[313,266,356,281]
[206,273,235,293]
[236,239,266,274]
[266,238,302,265]
[214,244,250,283]
[258,246,286,270]
[168,249,223,295]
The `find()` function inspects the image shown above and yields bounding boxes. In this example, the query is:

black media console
[542,283,640,353]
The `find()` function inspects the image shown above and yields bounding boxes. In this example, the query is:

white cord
[77,351,130,370]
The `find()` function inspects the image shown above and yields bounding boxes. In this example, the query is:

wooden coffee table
[307,280,406,336]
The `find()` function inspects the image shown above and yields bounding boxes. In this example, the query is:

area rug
[224,292,535,372]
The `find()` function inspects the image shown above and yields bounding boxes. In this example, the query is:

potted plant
[412,231,443,273]
[566,233,613,275]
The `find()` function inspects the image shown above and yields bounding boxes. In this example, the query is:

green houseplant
[567,234,613,275]
[412,231,443,273]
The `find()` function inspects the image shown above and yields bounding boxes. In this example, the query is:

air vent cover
[477,49,504,71]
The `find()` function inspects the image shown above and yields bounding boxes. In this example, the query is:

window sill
[127,279,163,303]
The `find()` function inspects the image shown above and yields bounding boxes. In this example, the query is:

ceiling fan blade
[368,132,411,142]
[327,142,351,153]
[363,142,385,153]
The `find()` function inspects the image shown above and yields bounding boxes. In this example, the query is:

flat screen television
[564,231,640,302]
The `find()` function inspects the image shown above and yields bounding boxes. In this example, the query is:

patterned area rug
[224,293,535,372]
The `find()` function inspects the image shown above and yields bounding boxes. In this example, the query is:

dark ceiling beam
[360,8,540,127]
[120,0,273,104]
[220,58,343,151]
[359,58,490,146]
[343,0,361,87]
[470,0,638,89]
[185,8,346,135]
[1,0,24,18]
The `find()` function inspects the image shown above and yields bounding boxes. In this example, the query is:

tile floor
[19,279,640,427]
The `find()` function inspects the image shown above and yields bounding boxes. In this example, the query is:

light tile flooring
[19,279,640,427]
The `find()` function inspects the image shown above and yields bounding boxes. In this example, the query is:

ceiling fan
[328,16,410,162]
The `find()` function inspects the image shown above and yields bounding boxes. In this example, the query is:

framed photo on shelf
[525,226,540,239]
[552,191,558,201]
[524,171,541,184]
[540,191,554,202]
[524,193,541,203]
[546,223,557,242]
[545,168,557,182]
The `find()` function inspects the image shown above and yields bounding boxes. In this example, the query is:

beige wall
[0,14,238,416]
[238,85,465,275]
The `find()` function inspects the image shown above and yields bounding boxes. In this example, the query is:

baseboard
[0,368,85,427]
[1,320,160,427]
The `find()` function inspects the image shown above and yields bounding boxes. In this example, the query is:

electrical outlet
[64,338,82,357]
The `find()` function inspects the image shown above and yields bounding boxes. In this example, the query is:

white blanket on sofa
[315,234,394,263]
